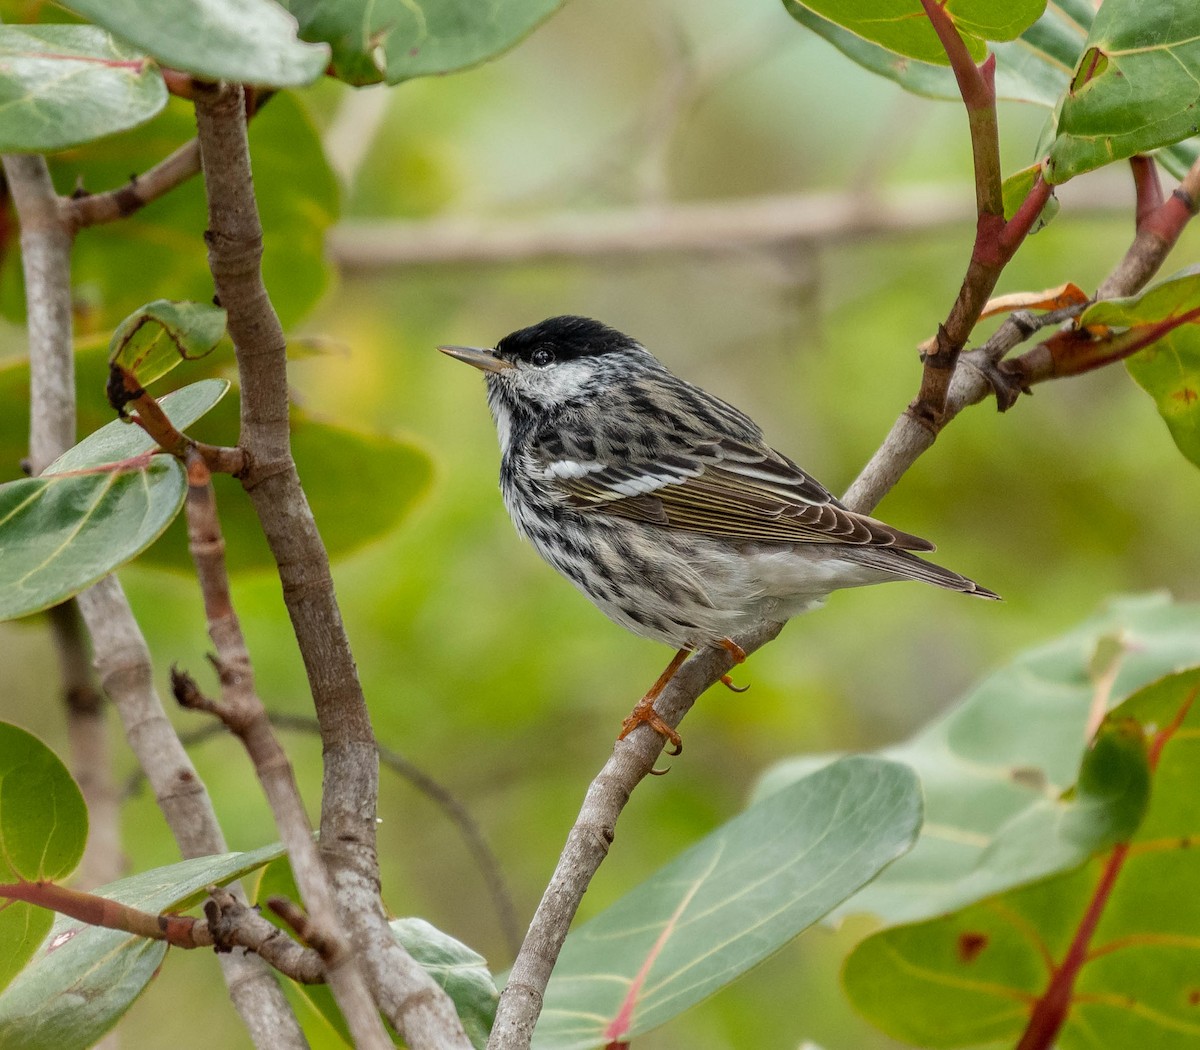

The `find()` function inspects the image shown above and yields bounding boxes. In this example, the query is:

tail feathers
[843,546,1001,600]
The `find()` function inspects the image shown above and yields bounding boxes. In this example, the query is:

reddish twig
[107,376,247,475]
[1,879,209,948]
[1129,156,1164,228]
[909,2,1055,426]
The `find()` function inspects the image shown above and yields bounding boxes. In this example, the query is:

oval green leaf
[0,723,86,994]
[784,1,1078,107]
[58,0,329,87]
[0,843,283,1050]
[0,457,186,621]
[757,594,1200,925]
[844,667,1200,1048]
[0,25,166,152]
[532,756,921,1048]
[278,0,566,84]
[1046,0,1200,182]
[392,918,498,1050]
[108,300,227,392]
[783,0,1046,67]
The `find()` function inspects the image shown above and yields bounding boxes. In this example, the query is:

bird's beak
[437,344,515,373]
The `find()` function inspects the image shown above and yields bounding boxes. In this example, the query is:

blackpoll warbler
[440,316,997,751]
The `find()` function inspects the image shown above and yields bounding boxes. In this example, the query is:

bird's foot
[618,647,690,755]
[619,698,682,755]
[719,674,749,694]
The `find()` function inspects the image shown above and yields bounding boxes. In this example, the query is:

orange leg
[717,637,748,692]
[619,647,689,754]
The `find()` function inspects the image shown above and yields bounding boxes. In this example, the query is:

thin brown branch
[1129,156,1164,228]
[112,381,247,474]
[1098,156,1200,300]
[206,886,326,984]
[1004,304,1200,387]
[0,880,327,985]
[174,450,391,1050]
[910,0,1014,425]
[67,140,202,229]
[191,79,472,1050]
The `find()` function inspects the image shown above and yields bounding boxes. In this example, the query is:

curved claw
[649,764,672,776]
[719,674,749,694]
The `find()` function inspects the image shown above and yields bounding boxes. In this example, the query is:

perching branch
[191,79,473,1050]
[173,449,392,1050]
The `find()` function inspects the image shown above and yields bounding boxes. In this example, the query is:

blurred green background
[3,0,1199,1046]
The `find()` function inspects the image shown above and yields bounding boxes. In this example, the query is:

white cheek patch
[512,359,594,405]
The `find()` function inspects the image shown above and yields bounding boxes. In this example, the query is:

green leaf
[279,0,566,85]
[782,0,1046,67]
[784,1,1077,107]
[531,756,921,1049]
[1045,0,1200,183]
[1071,266,1200,469]
[0,458,185,621]
[756,594,1200,924]
[108,300,227,391]
[137,391,433,573]
[0,723,86,993]
[0,843,284,1050]
[1000,162,1058,227]
[0,724,87,884]
[0,379,227,620]
[58,0,328,87]
[1,92,339,335]
[1082,264,1200,329]
[1127,330,1200,469]
[0,26,166,151]
[844,668,1200,1048]
[45,379,230,476]
[392,918,497,1050]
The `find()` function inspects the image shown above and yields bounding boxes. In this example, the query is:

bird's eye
[530,347,556,368]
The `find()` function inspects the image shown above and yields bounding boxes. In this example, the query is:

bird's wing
[529,435,935,551]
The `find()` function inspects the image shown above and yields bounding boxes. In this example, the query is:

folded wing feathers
[552,440,936,552]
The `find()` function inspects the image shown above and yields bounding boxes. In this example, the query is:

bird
[439,315,997,753]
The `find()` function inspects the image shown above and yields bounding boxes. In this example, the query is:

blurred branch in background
[328,180,1131,269]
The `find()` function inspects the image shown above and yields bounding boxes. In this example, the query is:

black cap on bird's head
[438,316,643,371]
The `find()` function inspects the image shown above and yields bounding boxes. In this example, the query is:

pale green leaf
[59,0,329,87]
[0,25,166,151]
